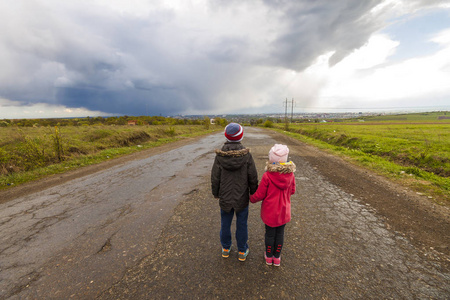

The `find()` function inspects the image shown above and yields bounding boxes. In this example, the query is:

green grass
[273,121,450,206]
[361,111,450,122]
[0,125,219,189]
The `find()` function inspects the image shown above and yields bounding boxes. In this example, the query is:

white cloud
[0,98,113,119]
[431,28,450,45]
[312,29,450,109]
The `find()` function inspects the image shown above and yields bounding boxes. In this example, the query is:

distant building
[438,116,450,120]
[128,120,137,125]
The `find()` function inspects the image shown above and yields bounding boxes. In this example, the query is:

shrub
[84,129,113,142]
[165,127,176,137]
[263,120,274,128]
[110,130,151,146]
[15,136,47,170]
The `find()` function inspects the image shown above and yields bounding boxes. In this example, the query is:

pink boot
[273,256,281,267]
[264,252,273,265]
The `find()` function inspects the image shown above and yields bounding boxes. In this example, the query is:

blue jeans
[220,206,249,253]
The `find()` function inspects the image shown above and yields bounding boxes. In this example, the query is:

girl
[250,144,296,266]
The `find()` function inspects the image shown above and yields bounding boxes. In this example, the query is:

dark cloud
[264,0,384,69]
[55,86,187,116]
[0,0,419,116]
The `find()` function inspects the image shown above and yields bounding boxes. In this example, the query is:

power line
[283,98,295,123]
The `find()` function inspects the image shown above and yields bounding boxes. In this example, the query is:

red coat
[250,162,296,227]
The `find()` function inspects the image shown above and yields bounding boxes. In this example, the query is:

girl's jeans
[220,206,249,253]
[265,224,286,258]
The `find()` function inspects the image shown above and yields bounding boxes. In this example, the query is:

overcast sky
[1,0,449,118]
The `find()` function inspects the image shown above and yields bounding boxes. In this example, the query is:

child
[250,144,296,266]
[211,123,258,261]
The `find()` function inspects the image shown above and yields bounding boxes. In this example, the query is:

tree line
[0,116,228,127]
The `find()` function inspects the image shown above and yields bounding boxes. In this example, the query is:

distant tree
[214,117,228,127]
[204,116,210,129]
[117,116,127,125]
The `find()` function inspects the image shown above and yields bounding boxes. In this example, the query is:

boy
[211,123,258,261]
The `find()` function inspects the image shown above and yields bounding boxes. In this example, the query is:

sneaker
[264,252,273,265]
[238,249,249,261]
[273,256,281,267]
[222,248,230,258]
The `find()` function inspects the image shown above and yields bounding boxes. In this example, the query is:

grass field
[0,124,218,189]
[361,111,450,122]
[274,113,450,205]
[287,123,450,176]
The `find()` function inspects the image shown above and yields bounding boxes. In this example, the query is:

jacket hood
[265,161,296,173]
[265,161,296,190]
[215,147,250,171]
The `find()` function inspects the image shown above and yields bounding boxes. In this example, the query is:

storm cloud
[0,0,446,116]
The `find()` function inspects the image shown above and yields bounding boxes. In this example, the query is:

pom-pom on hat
[224,123,244,142]
[269,144,289,163]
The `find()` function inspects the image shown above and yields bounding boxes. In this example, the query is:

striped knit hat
[224,123,244,142]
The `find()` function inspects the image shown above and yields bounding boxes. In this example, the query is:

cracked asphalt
[1,127,449,299]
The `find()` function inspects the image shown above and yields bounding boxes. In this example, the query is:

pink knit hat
[268,144,289,163]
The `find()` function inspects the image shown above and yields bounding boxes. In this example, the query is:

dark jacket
[211,142,258,213]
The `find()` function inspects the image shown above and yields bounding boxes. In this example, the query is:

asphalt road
[1,127,448,299]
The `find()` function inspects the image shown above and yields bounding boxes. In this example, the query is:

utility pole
[283,98,295,125]
[284,98,288,124]
[291,98,294,123]
[283,98,290,130]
